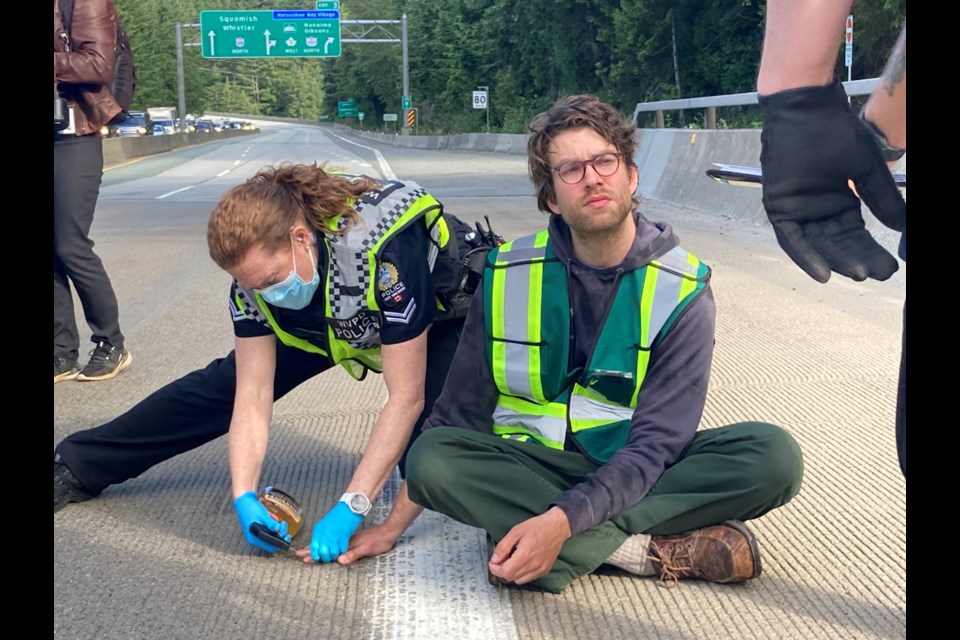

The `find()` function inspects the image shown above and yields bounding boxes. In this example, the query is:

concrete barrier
[103,116,905,257]
[101,128,258,166]
[330,122,905,256]
[632,128,906,256]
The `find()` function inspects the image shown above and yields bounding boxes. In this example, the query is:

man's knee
[406,427,478,503]
[743,422,804,500]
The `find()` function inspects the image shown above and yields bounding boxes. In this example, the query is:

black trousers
[54,134,125,360]
[895,300,906,478]
[56,318,464,494]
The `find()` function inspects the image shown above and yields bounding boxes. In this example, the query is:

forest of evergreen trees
[116,0,905,132]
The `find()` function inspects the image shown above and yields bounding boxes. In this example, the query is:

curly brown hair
[527,95,639,214]
[207,162,381,269]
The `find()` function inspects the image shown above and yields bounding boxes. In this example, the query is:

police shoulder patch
[377,261,408,307]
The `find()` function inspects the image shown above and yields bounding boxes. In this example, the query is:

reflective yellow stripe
[678,253,699,301]
[491,260,509,393]
[255,292,328,356]
[527,257,544,401]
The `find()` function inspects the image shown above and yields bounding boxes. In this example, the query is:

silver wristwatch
[340,492,372,516]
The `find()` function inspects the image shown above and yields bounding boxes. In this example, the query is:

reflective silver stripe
[501,262,533,397]
[495,234,546,263]
[653,246,699,276]
[503,341,534,397]
[492,405,567,446]
[646,269,679,349]
[569,392,633,425]
[426,222,440,270]
[495,239,548,398]
[644,247,697,349]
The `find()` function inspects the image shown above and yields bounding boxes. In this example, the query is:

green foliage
[112,0,905,130]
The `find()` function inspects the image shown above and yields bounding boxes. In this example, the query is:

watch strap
[339,492,371,516]
[859,113,906,162]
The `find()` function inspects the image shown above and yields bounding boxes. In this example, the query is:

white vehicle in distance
[153,119,176,135]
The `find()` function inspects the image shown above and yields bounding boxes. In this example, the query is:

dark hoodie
[422,211,716,536]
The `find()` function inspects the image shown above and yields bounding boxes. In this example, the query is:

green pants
[406,421,803,593]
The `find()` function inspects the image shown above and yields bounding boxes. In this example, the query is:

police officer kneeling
[53,162,492,563]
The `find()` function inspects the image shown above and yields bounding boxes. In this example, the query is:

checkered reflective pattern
[232,282,269,328]
[326,183,428,349]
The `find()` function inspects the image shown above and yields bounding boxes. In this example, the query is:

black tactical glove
[758,80,906,283]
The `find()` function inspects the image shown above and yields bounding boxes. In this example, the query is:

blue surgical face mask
[258,238,320,310]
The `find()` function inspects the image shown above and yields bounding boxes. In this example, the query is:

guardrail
[632,77,881,128]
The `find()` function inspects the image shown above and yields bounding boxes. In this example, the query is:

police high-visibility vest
[484,229,710,463]
[237,180,455,380]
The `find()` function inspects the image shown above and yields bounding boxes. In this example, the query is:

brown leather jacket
[53,0,121,136]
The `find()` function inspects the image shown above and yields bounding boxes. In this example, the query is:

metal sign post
[845,15,853,82]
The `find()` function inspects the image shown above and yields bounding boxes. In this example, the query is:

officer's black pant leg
[895,299,906,478]
[56,343,330,494]
[398,317,465,477]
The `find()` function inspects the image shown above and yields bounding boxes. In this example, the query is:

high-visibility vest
[484,229,710,463]
[236,180,455,380]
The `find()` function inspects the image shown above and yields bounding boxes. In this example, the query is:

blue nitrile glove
[310,501,364,563]
[233,491,291,554]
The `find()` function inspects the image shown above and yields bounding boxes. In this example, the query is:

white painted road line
[157,185,195,199]
[325,130,398,181]
[369,471,518,640]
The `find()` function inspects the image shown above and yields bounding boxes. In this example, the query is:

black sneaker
[54,456,96,513]
[77,341,133,381]
[54,356,80,383]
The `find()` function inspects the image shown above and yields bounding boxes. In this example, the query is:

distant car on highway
[109,111,153,137]
[195,119,216,133]
[153,119,176,135]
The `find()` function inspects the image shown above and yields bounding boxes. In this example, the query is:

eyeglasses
[552,152,623,184]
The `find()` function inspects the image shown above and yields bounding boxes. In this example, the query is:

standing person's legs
[406,421,803,593]
[55,343,331,496]
[895,300,906,477]
[53,136,124,365]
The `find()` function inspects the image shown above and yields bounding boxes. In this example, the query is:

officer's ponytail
[209,162,382,269]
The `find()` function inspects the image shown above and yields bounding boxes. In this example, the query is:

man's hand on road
[488,507,572,585]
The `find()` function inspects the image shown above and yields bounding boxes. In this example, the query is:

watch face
[350,493,370,513]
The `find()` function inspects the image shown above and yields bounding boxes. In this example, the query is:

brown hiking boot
[648,520,761,588]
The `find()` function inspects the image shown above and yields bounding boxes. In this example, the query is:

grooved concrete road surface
[54,122,906,640]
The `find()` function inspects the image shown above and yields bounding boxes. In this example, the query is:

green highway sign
[316,1,340,9]
[401,95,412,110]
[338,100,358,117]
[200,10,341,58]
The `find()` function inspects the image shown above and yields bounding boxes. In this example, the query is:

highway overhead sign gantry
[200,10,341,58]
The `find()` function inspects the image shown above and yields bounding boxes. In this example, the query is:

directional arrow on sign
[208,31,215,54]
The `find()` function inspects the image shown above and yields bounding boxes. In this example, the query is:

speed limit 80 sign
[472,91,488,109]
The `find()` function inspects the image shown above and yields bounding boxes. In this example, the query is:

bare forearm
[863,24,906,150]
[757,0,853,94]
[228,400,273,498]
[335,482,424,564]
[229,335,278,499]
[348,395,423,501]
[379,482,424,537]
